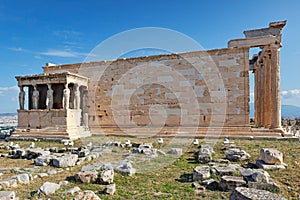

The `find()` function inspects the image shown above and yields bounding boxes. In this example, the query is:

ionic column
[270,44,282,130]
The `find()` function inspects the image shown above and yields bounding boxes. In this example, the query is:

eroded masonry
[13,21,286,139]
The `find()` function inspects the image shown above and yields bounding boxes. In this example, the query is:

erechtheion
[13,21,286,140]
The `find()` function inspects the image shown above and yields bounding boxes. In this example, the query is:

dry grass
[0,137,299,199]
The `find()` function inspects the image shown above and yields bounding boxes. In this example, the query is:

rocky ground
[0,136,298,200]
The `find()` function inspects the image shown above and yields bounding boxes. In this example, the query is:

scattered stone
[202,179,219,190]
[37,173,48,178]
[100,165,114,184]
[39,182,60,195]
[193,166,211,181]
[12,148,26,159]
[81,162,104,172]
[219,176,246,191]
[34,155,53,166]
[259,148,283,165]
[11,173,30,184]
[230,187,286,200]
[27,148,50,159]
[52,154,78,168]
[256,160,286,170]
[47,169,57,175]
[74,190,101,200]
[58,180,69,186]
[0,178,18,188]
[214,166,235,176]
[248,180,280,193]
[75,171,98,183]
[0,191,16,200]
[104,184,116,195]
[216,159,230,164]
[225,148,250,162]
[78,146,90,158]
[64,186,81,195]
[201,144,214,154]
[115,162,136,176]
[194,150,212,164]
[168,148,183,156]
[251,170,270,183]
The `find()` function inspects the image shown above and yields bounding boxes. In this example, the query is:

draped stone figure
[19,86,25,110]
[32,85,39,109]
[74,85,80,110]
[46,83,53,110]
[63,85,70,109]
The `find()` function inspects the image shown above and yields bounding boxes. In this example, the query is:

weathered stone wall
[43,47,250,131]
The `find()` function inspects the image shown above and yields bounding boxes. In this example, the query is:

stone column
[259,63,264,127]
[46,83,53,110]
[18,85,25,110]
[32,84,39,109]
[270,44,282,130]
[63,84,70,109]
[254,66,259,126]
[265,53,272,128]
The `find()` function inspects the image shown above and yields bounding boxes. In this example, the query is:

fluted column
[265,53,272,127]
[254,68,258,125]
[270,44,282,130]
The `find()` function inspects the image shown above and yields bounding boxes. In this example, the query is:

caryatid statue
[32,84,39,109]
[18,86,25,110]
[46,83,53,110]
[74,84,80,109]
[63,84,70,109]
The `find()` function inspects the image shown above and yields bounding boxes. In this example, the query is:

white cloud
[0,86,19,113]
[8,47,23,52]
[40,49,90,58]
[0,86,18,94]
[248,89,300,107]
[281,89,300,107]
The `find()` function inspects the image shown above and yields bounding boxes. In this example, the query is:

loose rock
[74,190,101,200]
[75,171,98,183]
[39,182,60,195]
[52,154,78,168]
[193,166,211,181]
[219,176,246,191]
[104,184,116,195]
[230,187,286,200]
[259,148,283,165]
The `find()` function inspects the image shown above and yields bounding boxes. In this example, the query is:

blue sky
[0,0,300,113]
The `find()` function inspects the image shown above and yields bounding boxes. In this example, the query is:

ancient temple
[14,72,91,139]
[13,21,286,139]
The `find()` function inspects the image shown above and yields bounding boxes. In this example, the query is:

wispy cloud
[0,86,19,96]
[40,49,89,58]
[8,47,23,52]
[53,30,82,38]
[281,89,300,107]
[7,46,91,59]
